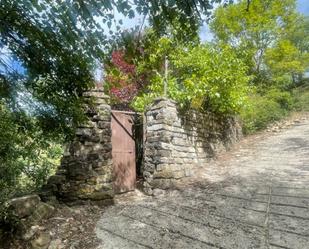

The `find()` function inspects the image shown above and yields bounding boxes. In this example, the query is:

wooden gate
[111,110,137,193]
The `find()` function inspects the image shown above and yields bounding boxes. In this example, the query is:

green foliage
[0,104,23,191]
[265,40,309,83]
[266,88,293,110]
[241,96,283,134]
[132,39,250,114]
[292,84,309,111]
[240,89,293,134]
[0,0,223,137]
[210,0,309,133]
[210,0,308,86]
[0,102,63,214]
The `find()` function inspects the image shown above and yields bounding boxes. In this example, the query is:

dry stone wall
[143,98,242,194]
[42,94,242,201]
[41,89,114,205]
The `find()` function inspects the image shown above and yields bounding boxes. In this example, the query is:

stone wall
[143,98,242,193]
[42,94,242,201]
[41,89,114,205]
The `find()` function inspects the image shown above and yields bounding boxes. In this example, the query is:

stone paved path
[95,117,309,249]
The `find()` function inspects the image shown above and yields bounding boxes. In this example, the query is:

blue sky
[114,0,309,42]
[297,0,309,15]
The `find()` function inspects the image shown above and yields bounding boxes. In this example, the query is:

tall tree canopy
[210,0,309,86]
[0,0,225,136]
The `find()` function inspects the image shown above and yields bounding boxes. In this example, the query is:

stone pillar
[143,98,183,194]
[143,98,242,194]
[42,89,114,205]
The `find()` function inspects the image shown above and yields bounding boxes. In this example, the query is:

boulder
[8,195,40,218]
[31,232,51,249]
[28,203,55,224]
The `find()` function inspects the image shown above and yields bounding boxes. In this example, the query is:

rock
[22,225,41,241]
[47,175,66,185]
[152,188,165,197]
[87,190,114,200]
[8,195,40,218]
[31,232,51,249]
[48,239,63,249]
[28,203,55,224]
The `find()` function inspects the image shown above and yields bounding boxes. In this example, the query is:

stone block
[150,179,172,189]
[75,128,93,137]
[92,114,111,121]
[173,170,186,179]
[98,107,112,115]
[28,202,55,224]
[8,195,40,218]
[30,232,51,249]
[47,175,66,185]
[86,190,114,200]
[147,124,166,131]
[79,121,96,128]
[97,121,111,129]
[153,168,174,179]
[21,225,40,241]
[67,161,92,177]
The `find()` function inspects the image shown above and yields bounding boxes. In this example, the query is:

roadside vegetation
[0,0,308,223]
[106,0,309,134]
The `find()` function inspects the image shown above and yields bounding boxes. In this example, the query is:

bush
[292,84,309,111]
[240,89,293,134]
[266,88,293,110]
[0,102,63,220]
[132,41,250,114]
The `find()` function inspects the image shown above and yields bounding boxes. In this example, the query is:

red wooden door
[111,111,136,193]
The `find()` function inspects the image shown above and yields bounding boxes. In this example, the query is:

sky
[297,0,309,15]
[112,0,309,43]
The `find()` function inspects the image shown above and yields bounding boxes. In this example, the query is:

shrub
[0,102,63,220]
[292,84,309,111]
[240,90,292,134]
[132,41,250,114]
[265,88,293,110]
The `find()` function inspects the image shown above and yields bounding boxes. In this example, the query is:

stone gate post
[42,89,114,205]
[143,97,242,194]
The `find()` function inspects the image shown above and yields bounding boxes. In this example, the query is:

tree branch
[246,0,251,12]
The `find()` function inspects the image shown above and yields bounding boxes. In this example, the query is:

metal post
[164,55,168,97]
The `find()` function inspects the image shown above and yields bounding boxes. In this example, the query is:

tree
[0,0,226,135]
[279,15,309,84]
[0,101,62,207]
[132,39,250,114]
[289,16,309,55]
[265,40,309,84]
[103,17,202,110]
[210,0,303,83]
